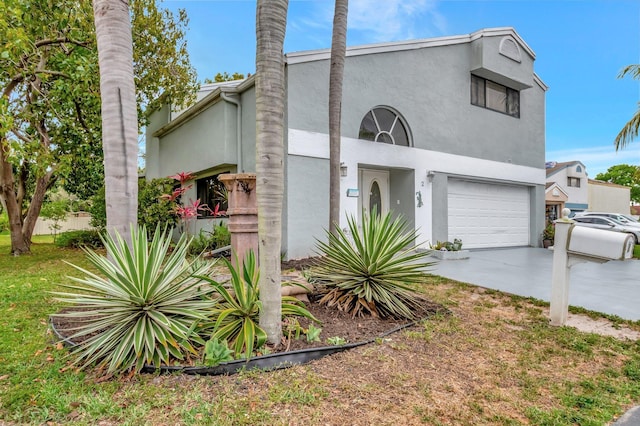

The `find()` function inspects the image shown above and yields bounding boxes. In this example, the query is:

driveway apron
[429,247,640,321]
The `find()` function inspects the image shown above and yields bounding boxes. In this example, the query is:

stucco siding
[547,165,588,209]
[389,169,416,232]
[286,35,545,169]
[239,86,257,172]
[157,101,236,177]
[588,182,631,214]
[286,155,329,259]
[145,104,171,180]
[289,128,545,253]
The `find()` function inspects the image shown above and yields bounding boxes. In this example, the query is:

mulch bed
[50,257,448,364]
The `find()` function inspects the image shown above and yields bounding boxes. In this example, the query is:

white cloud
[347,0,446,42]
[546,144,640,177]
[288,0,446,47]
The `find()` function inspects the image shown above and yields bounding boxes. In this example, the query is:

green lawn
[1,234,640,425]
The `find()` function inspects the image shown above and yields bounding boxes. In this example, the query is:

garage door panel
[448,180,529,249]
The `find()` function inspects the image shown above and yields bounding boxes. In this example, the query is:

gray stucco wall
[530,185,545,245]
[239,86,257,173]
[430,173,449,244]
[145,104,171,180]
[156,100,237,178]
[286,36,545,170]
[389,169,416,231]
[286,155,329,259]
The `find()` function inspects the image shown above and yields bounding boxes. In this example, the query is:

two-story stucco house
[146,27,548,259]
[545,161,588,220]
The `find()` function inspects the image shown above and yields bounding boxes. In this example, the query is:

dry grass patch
[76,280,639,426]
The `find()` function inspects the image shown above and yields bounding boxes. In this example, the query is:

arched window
[358,107,411,146]
[576,165,582,173]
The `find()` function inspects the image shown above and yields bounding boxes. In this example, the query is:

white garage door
[448,180,530,249]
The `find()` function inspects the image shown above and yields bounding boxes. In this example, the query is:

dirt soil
[51,256,640,354]
[45,257,640,425]
[50,290,447,357]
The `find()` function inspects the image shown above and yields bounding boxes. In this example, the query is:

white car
[572,216,640,244]
[574,212,640,228]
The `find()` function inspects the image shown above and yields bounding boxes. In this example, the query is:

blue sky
[164,0,639,178]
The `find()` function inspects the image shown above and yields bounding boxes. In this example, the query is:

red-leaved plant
[163,172,226,236]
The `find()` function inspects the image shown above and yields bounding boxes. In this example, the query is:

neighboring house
[587,179,631,214]
[146,27,547,258]
[545,161,631,221]
[545,161,588,219]
[544,181,569,222]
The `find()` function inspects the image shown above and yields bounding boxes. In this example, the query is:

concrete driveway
[429,247,640,321]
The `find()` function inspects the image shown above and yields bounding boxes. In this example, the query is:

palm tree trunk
[256,0,288,345]
[93,0,138,246]
[329,0,348,235]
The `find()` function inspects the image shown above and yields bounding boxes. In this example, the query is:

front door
[359,169,390,218]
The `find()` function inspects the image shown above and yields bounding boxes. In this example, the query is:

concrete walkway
[430,247,640,321]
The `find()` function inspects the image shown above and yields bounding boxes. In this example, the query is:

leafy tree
[89,177,177,231]
[328,0,348,234]
[255,0,288,345]
[0,0,196,255]
[40,199,70,242]
[595,164,640,203]
[615,65,640,151]
[203,72,246,84]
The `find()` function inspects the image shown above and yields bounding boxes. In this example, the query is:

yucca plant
[52,225,217,374]
[312,210,435,319]
[198,250,318,358]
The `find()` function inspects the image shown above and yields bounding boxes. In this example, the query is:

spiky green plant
[312,210,434,319]
[52,226,217,374]
[199,250,318,358]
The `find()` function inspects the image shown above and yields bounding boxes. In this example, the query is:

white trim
[534,73,548,91]
[286,27,536,65]
[499,36,522,63]
[546,182,569,198]
[288,128,544,185]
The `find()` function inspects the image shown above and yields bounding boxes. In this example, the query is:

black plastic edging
[50,313,440,376]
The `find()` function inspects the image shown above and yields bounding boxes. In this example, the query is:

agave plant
[198,250,318,358]
[52,226,217,374]
[312,210,434,320]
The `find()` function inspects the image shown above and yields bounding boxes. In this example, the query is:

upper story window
[576,165,582,173]
[567,177,581,188]
[196,172,229,218]
[358,107,411,146]
[471,74,520,118]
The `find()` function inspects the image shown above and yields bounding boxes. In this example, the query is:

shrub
[311,210,434,320]
[198,250,317,358]
[88,186,106,229]
[89,178,178,231]
[0,211,8,234]
[430,238,463,251]
[188,222,231,256]
[138,178,178,230]
[55,230,104,249]
[52,226,217,374]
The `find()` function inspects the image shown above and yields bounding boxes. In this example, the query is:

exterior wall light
[340,162,348,177]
